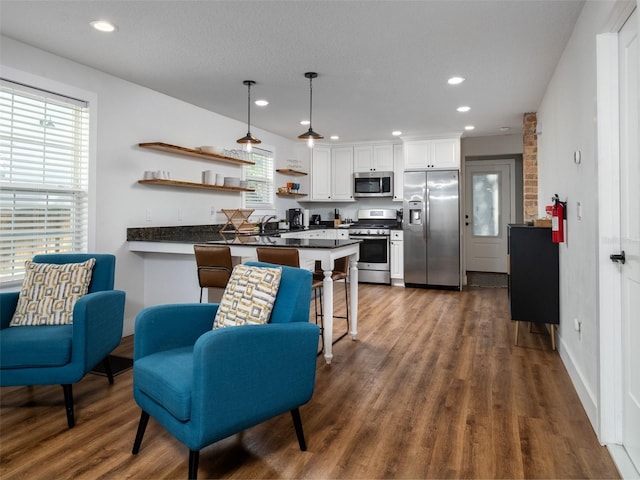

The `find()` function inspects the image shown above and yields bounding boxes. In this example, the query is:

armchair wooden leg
[62,384,75,428]
[188,449,200,480]
[103,356,115,385]
[290,408,307,451]
[132,411,150,454]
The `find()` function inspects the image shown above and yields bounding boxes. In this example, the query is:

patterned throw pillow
[213,264,281,329]
[10,258,96,326]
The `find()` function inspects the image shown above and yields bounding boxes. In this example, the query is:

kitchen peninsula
[127,226,360,364]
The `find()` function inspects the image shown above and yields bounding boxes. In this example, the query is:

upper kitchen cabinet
[353,144,394,173]
[403,137,460,170]
[393,144,404,202]
[310,146,354,201]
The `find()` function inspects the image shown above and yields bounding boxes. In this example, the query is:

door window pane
[472,173,500,237]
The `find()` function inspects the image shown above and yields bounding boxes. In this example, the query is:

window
[0,79,89,286]
[243,147,274,210]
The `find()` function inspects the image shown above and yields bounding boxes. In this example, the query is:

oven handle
[348,235,390,240]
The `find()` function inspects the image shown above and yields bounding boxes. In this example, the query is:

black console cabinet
[508,225,559,349]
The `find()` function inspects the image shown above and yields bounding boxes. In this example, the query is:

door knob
[609,251,626,264]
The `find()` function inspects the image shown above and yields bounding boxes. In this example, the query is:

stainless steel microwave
[353,171,394,198]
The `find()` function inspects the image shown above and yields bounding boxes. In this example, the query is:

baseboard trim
[607,444,640,479]
[558,335,599,436]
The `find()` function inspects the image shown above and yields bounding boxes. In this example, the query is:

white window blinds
[244,147,274,209]
[0,79,89,285]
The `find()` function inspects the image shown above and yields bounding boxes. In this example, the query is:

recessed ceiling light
[456,106,471,112]
[90,20,117,32]
[330,135,340,140]
[254,99,268,107]
[499,126,511,132]
[464,125,475,131]
[448,76,465,85]
[300,120,310,126]
[392,131,402,136]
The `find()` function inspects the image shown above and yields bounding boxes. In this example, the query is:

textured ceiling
[0,0,584,143]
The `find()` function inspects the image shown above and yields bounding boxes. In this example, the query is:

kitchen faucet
[259,215,277,234]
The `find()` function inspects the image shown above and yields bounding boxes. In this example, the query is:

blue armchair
[0,253,126,428]
[131,262,320,480]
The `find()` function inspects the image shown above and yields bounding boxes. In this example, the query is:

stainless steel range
[349,209,401,284]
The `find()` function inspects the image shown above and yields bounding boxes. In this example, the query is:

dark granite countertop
[205,236,360,249]
[126,223,353,244]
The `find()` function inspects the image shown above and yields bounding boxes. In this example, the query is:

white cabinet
[335,229,349,239]
[393,144,404,202]
[390,230,404,285]
[404,138,460,170]
[310,146,354,201]
[331,147,354,201]
[310,146,332,200]
[353,144,394,172]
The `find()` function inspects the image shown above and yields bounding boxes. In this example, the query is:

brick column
[523,112,538,221]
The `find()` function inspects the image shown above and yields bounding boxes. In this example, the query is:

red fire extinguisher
[551,194,565,243]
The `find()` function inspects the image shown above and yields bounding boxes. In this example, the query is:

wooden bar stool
[193,245,233,303]
[256,247,324,345]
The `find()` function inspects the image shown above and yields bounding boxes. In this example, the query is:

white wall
[461,134,523,158]
[0,36,300,335]
[536,1,617,431]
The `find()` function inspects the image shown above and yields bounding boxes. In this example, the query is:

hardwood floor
[0,284,620,479]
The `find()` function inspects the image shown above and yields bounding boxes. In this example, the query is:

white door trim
[597,5,638,473]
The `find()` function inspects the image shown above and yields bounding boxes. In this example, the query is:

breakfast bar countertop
[127,228,361,365]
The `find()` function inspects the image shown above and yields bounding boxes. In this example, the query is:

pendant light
[298,72,323,148]
[236,80,261,152]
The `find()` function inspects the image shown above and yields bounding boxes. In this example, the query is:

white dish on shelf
[223,177,240,187]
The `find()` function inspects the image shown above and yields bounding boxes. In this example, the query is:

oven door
[350,235,390,271]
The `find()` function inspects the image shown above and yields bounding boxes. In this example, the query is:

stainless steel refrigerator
[403,170,460,289]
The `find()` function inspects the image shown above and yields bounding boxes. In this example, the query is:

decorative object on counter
[236,80,261,152]
[298,72,323,148]
[221,208,256,233]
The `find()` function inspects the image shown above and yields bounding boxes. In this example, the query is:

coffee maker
[288,208,304,229]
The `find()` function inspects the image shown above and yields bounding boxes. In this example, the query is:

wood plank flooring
[0,284,620,479]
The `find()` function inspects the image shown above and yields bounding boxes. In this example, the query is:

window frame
[0,69,97,288]
[242,146,275,215]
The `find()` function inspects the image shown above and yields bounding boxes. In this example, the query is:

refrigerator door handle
[425,188,430,242]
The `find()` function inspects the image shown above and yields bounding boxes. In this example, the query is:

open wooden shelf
[139,142,255,166]
[276,192,307,198]
[276,169,307,176]
[138,179,254,192]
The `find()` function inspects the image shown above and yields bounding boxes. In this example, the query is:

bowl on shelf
[198,146,224,155]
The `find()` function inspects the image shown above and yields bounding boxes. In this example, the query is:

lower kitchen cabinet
[508,224,559,349]
[390,230,404,286]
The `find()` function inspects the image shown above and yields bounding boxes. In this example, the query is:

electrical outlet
[178,209,183,222]
[210,206,216,218]
[145,209,151,222]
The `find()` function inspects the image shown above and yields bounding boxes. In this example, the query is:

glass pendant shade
[237,80,261,150]
[298,72,323,147]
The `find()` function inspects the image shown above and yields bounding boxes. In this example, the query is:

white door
[618,8,640,471]
[465,160,515,273]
